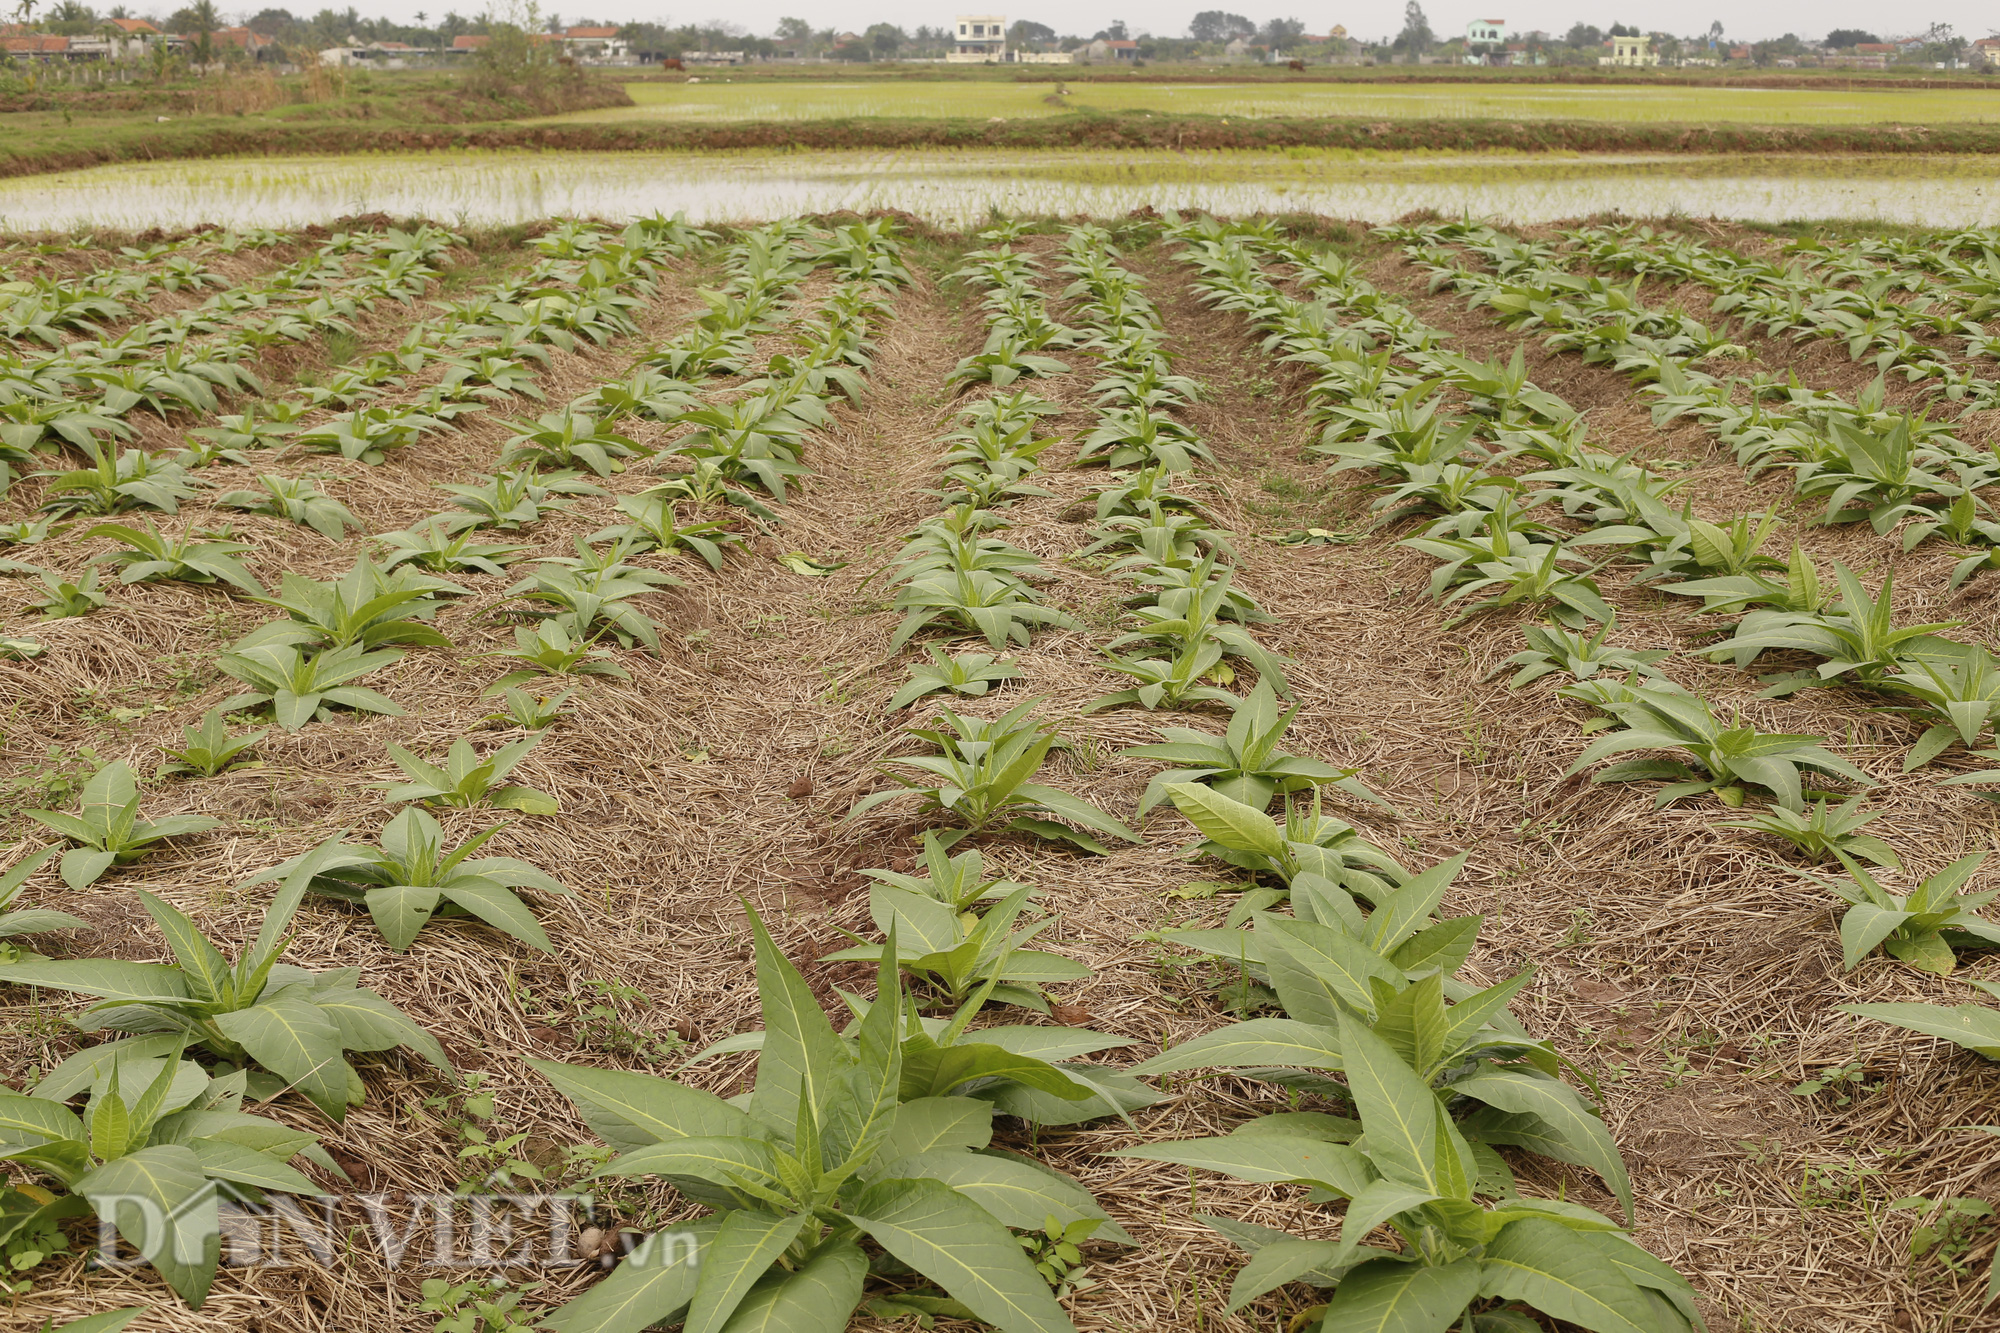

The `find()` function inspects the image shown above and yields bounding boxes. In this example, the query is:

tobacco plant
[1714,796,1899,868]
[1812,851,2000,976]
[83,522,263,595]
[1112,1010,1697,1332]
[1121,680,1378,814]
[479,621,631,691]
[590,493,744,570]
[214,475,360,541]
[158,709,266,779]
[0,877,448,1120]
[25,761,219,889]
[375,733,558,813]
[0,1051,329,1307]
[823,884,1087,1013]
[375,519,527,577]
[851,698,1138,854]
[245,809,572,953]
[498,410,644,478]
[216,641,407,730]
[1564,684,1873,810]
[888,646,1023,710]
[530,913,1113,1333]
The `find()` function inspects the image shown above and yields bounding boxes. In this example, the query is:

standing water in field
[4,150,1997,230]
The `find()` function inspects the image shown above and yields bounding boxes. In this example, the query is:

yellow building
[1601,33,1658,66]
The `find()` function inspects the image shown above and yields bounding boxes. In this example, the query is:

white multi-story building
[949,14,1007,62]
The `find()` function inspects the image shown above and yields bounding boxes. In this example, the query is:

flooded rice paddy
[7,149,1999,231]
[556,79,2000,126]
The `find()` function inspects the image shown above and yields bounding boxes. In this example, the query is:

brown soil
[2,220,1997,1331]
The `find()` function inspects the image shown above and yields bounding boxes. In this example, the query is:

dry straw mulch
[1,218,1994,1332]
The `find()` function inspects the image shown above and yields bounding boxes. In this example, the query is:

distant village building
[1974,37,2000,66]
[948,14,1007,62]
[559,25,633,63]
[682,50,746,64]
[1602,33,1658,65]
[1465,16,1506,64]
[1087,38,1137,60]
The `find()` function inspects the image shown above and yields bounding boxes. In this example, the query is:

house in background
[559,25,632,63]
[948,15,1007,62]
[1974,36,2000,66]
[1601,33,1657,65]
[1087,37,1137,60]
[1465,16,1506,63]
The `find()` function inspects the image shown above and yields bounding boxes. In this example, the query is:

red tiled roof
[564,26,619,38]
[109,17,158,32]
[451,33,489,48]
[1,34,68,52]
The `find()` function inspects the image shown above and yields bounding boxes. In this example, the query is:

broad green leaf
[877,1149,1109,1231]
[311,987,451,1071]
[438,880,555,953]
[1316,1256,1483,1333]
[543,1216,719,1333]
[1130,1018,1345,1078]
[0,958,193,1005]
[1839,1001,2000,1060]
[716,1236,867,1333]
[684,1208,811,1333]
[1257,917,1397,1025]
[186,1138,318,1193]
[1478,1217,1656,1333]
[527,1060,756,1151]
[42,1310,148,1333]
[598,1137,785,1192]
[132,891,231,1005]
[1104,1133,1376,1197]
[1450,1069,1632,1223]
[76,1145,219,1307]
[361,882,443,952]
[214,993,350,1120]
[745,910,846,1137]
[880,1096,996,1160]
[1339,1010,1470,1199]
[848,1176,1075,1333]
[1226,1235,1349,1310]
[1164,782,1285,857]
[0,1090,86,1145]
[899,1038,1093,1102]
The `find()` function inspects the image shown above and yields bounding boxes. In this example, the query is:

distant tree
[1090,20,1129,41]
[1259,16,1304,48]
[774,15,811,44]
[1393,0,1432,54]
[620,21,677,58]
[1565,22,1603,47]
[1824,28,1878,47]
[1706,19,1723,45]
[1010,18,1055,46]
[1188,9,1253,42]
[864,21,903,56]
[1607,21,1636,37]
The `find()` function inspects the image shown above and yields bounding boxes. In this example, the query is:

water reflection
[5,150,1995,231]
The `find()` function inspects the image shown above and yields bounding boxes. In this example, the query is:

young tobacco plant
[1120,679,1381,815]
[850,698,1139,854]
[216,641,407,731]
[245,809,572,953]
[888,646,1023,711]
[1164,784,1409,916]
[1811,851,2000,976]
[25,761,219,889]
[0,1052,330,1307]
[478,621,631,692]
[158,709,267,779]
[1714,796,1899,868]
[0,874,449,1120]
[240,558,460,653]
[214,474,360,541]
[0,847,87,962]
[1564,684,1874,810]
[1111,1009,1699,1331]
[529,912,1116,1333]
[82,522,264,595]
[823,883,1086,1013]
[375,733,559,814]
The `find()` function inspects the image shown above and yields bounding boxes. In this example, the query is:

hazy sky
[274,3,1998,44]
